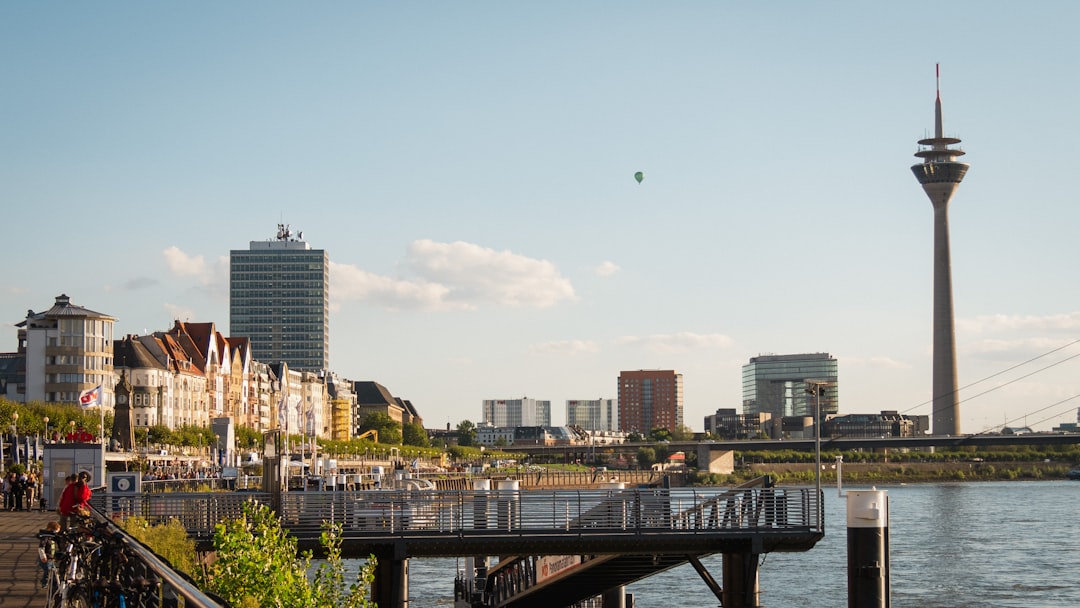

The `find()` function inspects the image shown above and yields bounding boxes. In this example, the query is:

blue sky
[3,3,1079,433]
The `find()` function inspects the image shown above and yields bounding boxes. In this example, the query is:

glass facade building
[230,227,329,371]
[742,353,838,418]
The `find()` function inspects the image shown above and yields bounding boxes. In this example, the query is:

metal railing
[94,487,821,542]
[83,500,229,607]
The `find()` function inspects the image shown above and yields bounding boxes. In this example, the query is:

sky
[3,3,1080,434]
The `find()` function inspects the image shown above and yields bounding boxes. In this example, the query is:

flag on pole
[79,385,103,407]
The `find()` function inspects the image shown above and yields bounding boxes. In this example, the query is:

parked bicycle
[42,516,163,608]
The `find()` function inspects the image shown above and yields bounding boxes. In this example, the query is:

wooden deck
[0,509,55,608]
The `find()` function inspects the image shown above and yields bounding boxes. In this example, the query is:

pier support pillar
[602,585,626,608]
[372,554,409,608]
[847,489,889,608]
[721,552,760,607]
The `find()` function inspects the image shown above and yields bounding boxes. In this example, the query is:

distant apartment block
[476,425,581,447]
[230,224,330,371]
[17,294,116,408]
[704,408,772,440]
[617,370,683,433]
[742,353,838,419]
[482,398,551,428]
[566,398,618,431]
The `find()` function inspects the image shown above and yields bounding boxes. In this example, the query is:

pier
[91,479,824,607]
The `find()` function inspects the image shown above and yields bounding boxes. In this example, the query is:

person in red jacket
[57,472,92,528]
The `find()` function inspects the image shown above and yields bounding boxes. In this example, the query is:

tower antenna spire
[934,63,944,139]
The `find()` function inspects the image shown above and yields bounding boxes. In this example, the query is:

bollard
[847,489,890,608]
[473,478,491,529]
[496,479,521,530]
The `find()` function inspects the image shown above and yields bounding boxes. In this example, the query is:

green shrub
[122,517,200,575]
[203,501,376,608]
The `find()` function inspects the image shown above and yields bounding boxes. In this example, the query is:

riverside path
[0,510,54,608]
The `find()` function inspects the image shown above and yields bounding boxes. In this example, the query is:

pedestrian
[37,520,61,588]
[56,474,81,528]
[25,472,37,511]
[12,471,26,511]
[1,473,11,511]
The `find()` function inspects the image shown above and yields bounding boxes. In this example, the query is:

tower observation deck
[910,65,969,436]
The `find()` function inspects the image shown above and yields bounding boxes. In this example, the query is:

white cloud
[528,340,601,356]
[594,261,620,277]
[615,332,734,353]
[163,246,207,277]
[406,240,576,308]
[162,246,228,289]
[332,240,576,311]
[958,312,1080,334]
[331,263,458,311]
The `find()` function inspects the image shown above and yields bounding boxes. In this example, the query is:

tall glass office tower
[230,225,329,371]
[742,353,837,418]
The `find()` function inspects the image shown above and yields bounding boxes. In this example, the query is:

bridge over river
[92,480,823,607]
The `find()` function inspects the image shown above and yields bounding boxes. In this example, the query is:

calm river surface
[368,480,1079,607]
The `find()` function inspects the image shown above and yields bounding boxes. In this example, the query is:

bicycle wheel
[61,586,92,608]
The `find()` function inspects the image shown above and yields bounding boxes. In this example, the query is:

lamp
[804,379,830,522]
[43,416,49,443]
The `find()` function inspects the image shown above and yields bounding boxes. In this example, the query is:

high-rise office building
[910,65,968,437]
[566,398,618,431]
[482,398,551,428]
[617,370,683,433]
[742,353,838,418]
[230,224,329,371]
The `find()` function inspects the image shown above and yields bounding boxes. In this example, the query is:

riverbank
[713,460,1073,485]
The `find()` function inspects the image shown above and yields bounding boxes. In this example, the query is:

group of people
[36,471,93,588]
[2,471,39,511]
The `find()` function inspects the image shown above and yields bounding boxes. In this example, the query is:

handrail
[94,486,822,543]
[86,500,229,608]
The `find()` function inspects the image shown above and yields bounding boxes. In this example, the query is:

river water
[368,480,1079,607]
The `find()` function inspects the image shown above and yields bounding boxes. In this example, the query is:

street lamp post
[804,380,829,520]
[10,412,17,464]
[43,417,49,444]
[69,420,76,442]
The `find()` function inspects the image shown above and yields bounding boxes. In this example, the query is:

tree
[456,420,477,447]
[402,421,429,447]
[147,424,171,447]
[636,447,657,469]
[670,424,695,441]
[648,427,672,443]
[360,412,401,445]
[235,425,262,450]
[625,432,643,443]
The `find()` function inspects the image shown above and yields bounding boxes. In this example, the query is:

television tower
[911,64,969,436]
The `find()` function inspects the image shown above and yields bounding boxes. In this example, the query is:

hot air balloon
[634,171,644,184]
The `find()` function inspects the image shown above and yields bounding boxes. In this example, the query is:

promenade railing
[93,487,821,544]
[77,500,229,608]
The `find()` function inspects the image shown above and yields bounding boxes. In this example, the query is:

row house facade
[4,295,423,442]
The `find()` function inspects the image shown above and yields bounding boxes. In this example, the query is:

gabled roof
[353,381,399,407]
[114,336,167,370]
